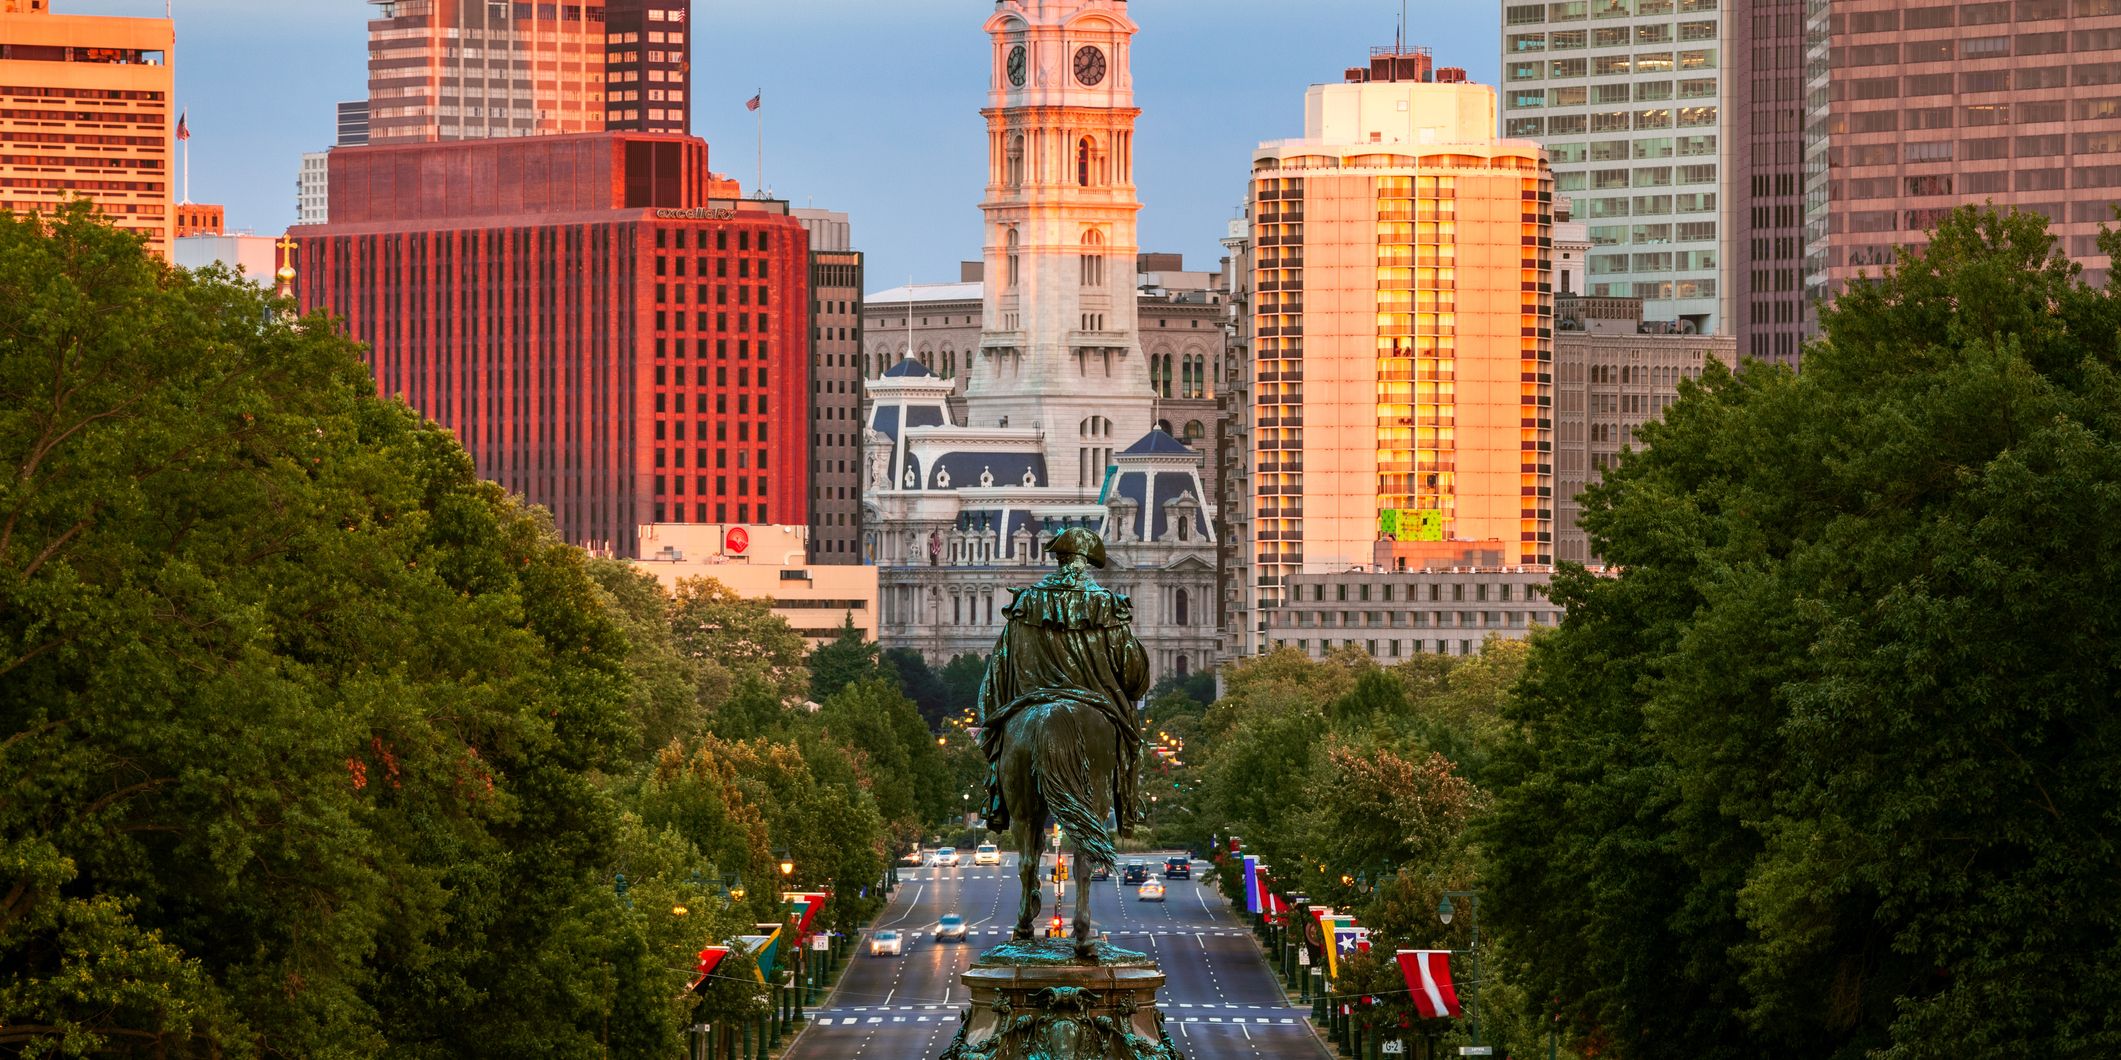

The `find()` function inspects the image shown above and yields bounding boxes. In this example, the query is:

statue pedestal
[939,939,1180,1060]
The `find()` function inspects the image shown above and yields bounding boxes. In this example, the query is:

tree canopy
[0,205,932,1057]
[1482,207,2121,1058]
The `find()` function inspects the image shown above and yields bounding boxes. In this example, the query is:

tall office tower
[1249,49,1554,616]
[795,207,864,564]
[364,0,608,144]
[291,132,812,555]
[1214,213,1256,662]
[0,1,173,256]
[336,100,370,146]
[860,0,1219,681]
[1731,0,1805,365]
[296,151,329,224]
[1803,0,2121,306]
[603,0,689,134]
[1502,0,1730,335]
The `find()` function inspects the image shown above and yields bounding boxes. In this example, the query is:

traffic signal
[1048,915,1065,938]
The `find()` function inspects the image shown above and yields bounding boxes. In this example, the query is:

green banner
[1379,509,1442,542]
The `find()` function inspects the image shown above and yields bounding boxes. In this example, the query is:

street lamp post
[1438,891,1483,1053]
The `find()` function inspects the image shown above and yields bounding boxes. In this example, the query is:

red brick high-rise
[291,131,810,555]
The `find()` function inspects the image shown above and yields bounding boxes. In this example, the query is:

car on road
[937,914,967,942]
[1122,861,1149,885]
[973,843,1001,866]
[1163,856,1191,879]
[901,847,926,865]
[933,847,960,867]
[1089,863,1110,881]
[1138,880,1166,901]
[869,929,903,956]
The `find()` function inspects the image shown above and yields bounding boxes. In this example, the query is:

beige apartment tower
[0,0,173,256]
[1251,51,1554,611]
[366,0,607,144]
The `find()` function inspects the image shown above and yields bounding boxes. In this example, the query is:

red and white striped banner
[1396,949,1462,1019]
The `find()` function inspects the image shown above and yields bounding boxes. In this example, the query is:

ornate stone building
[860,0,1218,684]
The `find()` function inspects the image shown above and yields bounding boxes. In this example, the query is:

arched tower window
[1007,134,1025,187]
[1175,589,1190,626]
[1080,229,1105,288]
[1006,228,1020,289]
[1078,137,1094,187]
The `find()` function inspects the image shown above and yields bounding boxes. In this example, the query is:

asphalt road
[787,852,1329,1059]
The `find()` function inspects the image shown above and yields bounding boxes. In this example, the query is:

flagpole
[754,87,763,197]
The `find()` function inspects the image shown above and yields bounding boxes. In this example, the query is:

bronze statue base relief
[937,940,1181,1060]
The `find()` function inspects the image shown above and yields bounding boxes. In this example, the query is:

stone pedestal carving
[938,939,1180,1060]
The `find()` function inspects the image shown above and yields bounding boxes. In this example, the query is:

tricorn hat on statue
[1043,527,1108,569]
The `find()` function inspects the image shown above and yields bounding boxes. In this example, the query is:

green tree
[881,647,950,726]
[937,652,988,718]
[0,205,655,1057]
[1483,207,2121,1058]
[669,577,809,705]
[806,614,880,703]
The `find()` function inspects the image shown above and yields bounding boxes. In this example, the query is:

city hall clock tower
[969,0,1153,493]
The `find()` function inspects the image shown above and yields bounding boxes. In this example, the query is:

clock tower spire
[970,0,1150,493]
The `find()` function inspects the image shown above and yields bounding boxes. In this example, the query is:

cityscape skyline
[72,0,1506,286]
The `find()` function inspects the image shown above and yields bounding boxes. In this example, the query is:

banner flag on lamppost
[688,946,730,993]
[1396,949,1463,1019]
[1328,920,1368,981]
[1242,856,1262,914]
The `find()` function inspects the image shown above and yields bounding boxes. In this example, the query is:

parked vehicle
[973,843,1001,866]
[934,847,961,867]
[1122,861,1149,885]
[870,930,903,956]
[1138,880,1166,901]
[1163,856,1191,879]
[937,914,967,942]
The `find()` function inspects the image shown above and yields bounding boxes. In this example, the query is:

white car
[973,843,1001,866]
[937,914,967,941]
[1138,880,1167,902]
[869,930,903,957]
[933,847,961,867]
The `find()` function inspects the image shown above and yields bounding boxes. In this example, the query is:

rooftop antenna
[1398,0,1407,53]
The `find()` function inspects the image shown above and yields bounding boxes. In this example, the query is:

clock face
[1073,45,1106,87]
[1007,45,1026,86]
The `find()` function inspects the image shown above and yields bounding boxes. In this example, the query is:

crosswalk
[808,1003,1309,1028]
[878,927,1248,940]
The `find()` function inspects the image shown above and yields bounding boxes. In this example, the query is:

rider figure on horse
[975,527,1150,851]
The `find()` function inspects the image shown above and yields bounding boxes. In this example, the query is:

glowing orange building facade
[292,132,812,555]
[1251,51,1553,608]
[0,1,173,256]
[366,0,608,144]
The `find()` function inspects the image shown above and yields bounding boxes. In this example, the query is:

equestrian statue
[976,527,1150,956]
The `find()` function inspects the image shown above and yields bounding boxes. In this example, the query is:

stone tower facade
[858,0,1220,685]
[968,1,1155,492]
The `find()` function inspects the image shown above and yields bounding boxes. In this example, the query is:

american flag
[176,110,189,141]
[745,93,761,112]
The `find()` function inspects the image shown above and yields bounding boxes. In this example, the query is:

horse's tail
[1033,704,1117,872]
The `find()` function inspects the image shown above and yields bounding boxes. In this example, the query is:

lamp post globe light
[1438,891,1483,1052]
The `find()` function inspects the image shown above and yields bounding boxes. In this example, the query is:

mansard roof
[1119,428,1193,456]
[882,357,937,378]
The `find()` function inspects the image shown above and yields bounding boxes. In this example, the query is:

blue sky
[88,0,1502,287]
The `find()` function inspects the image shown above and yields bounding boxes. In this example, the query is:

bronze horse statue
[976,528,1150,955]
